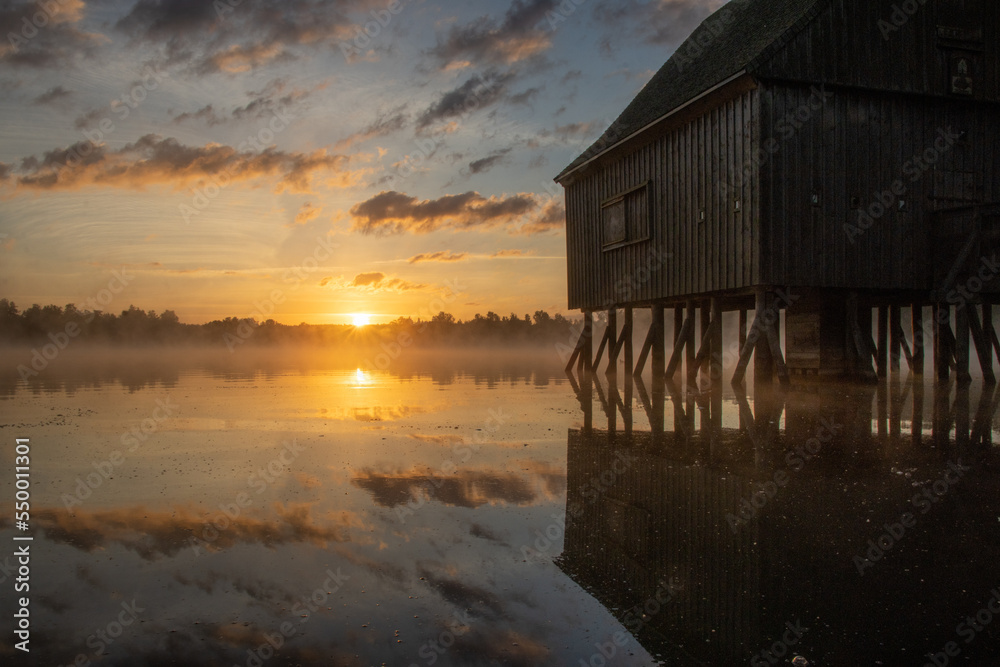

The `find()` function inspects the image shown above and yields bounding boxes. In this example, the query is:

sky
[0,0,725,325]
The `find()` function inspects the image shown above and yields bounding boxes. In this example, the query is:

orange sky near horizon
[0,0,727,325]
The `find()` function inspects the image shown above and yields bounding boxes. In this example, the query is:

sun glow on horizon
[351,313,371,327]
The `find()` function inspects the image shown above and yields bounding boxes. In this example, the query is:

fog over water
[1,347,999,665]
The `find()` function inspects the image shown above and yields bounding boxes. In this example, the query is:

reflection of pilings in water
[566,361,1000,451]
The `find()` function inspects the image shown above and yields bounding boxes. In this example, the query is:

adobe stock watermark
[672,7,737,72]
[750,620,809,667]
[545,0,589,30]
[923,586,1000,667]
[854,459,971,576]
[844,126,961,244]
[239,567,350,667]
[188,437,306,555]
[359,278,465,371]
[179,106,296,224]
[56,599,145,667]
[521,449,638,560]
[339,0,412,61]
[578,577,684,667]
[16,268,135,380]
[878,0,931,40]
[61,397,178,509]
[6,0,81,53]
[224,235,340,351]
[718,85,833,199]
[395,407,507,523]
[407,609,475,667]
[727,416,843,532]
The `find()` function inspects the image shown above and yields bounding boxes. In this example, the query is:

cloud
[350,190,537,236]
[516,198,564,234]
[553,121,598,141]
[114,0,373,75]
[0,0,100,69]
[32,85,72,105]
[507,86,540,106]
[6,134,353,194]
[407,251,468,264]
[292,202,322,226]
[32,503,352,559]
[593,0,720,49]
[348,272,425,292]
[490,249,533,258]
[174,78,321,126]
[427,0,558,68]
[335,105,408,150]
[416,69,513,130]
[351,467,543,508]
[468,148,511,175]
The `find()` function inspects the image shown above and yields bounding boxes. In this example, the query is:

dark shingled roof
[555,0,831,182]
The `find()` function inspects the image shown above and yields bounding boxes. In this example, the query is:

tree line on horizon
[0,299,580,348]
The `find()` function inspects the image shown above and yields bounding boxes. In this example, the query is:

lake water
[1,348,1000,666]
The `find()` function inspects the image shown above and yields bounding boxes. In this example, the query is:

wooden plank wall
[565,89,760,311]
[758,84,1000,290]
[756,0,999,104]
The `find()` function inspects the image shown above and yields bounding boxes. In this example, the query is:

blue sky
[0,0,725,324]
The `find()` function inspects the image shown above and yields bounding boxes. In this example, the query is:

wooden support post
[877,305,889,378]
[605,309,619,374]
[956,305,971,384]
[624,307,634,380]
[634,315,655,378]
[700,302,711,375]
[666,315,695,379]
[710,298,723,382]
[686,301,697,379]
[582,311,594,373]
[651,305,665,385]
[984,302,999,370]
[912,304,925,375]
[889,305,902,375]
[934,304,950,382]
[754,289,774,384]
[968,304,996,384]
[673,306,683,345]
[739,309,748,351]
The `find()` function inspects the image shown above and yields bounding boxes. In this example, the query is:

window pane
[603,200,626,245]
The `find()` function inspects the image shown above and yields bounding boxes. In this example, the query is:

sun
[351,313,371,327]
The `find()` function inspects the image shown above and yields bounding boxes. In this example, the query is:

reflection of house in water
[558,373,1000,664]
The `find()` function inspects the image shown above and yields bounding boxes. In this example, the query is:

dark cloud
[516,198,564,234]
[0,0,100,69]
[593,0,719,49]
[33,503,351,559]
[73,107,107,130]
[408,251,468,264]
[335,105,408,149]
[350,189,537,235]
[174,79,320,125]
[416,69,514,130]
[469,148,512,175]
[351,467,540,508]
[508,86,540,106]
[114,0,377,74]
[427,0,558,68]
[32,84,72,105]
[6,134,354,194]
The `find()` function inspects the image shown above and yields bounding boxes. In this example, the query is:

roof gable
[556,0,830,182]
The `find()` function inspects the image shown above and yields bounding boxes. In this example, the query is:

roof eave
[554,69,750,185]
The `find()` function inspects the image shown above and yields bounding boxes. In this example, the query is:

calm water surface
[1,348,999,666]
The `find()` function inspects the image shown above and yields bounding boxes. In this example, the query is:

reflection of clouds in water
[33,503,360,559]
[350,462,565,508]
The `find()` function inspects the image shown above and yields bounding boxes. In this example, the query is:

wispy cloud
[350,190,537,236]
[6,135,354,194]
[407,251,468,264]
[426,0,558,69]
